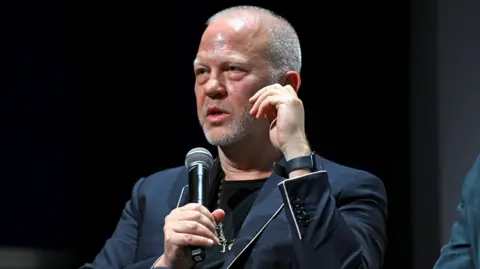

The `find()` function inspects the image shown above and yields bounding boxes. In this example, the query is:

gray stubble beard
[202,101,256,147]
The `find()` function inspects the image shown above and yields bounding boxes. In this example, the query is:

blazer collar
[175,157,289,269]
[222,168,285,269]
[176,157,287,209]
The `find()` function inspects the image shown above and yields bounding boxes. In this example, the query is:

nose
[204,74,227,99]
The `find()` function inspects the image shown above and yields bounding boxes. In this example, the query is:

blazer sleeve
[277,170,388,269]
[79,177,156,269]
[433,154,480,269]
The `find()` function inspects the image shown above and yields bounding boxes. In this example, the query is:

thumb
[211,208,225,223]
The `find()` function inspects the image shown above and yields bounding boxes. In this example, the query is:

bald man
[81,6,388,269]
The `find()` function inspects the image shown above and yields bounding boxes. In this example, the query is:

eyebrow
[193,55,249,66]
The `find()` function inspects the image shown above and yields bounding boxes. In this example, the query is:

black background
[2,1,411,268]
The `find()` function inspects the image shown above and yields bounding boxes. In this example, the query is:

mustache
[202,101,254,115]
[202,103,232,114]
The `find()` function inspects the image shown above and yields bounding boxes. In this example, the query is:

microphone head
[185,147,214,171]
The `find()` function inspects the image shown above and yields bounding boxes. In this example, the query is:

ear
[282,71,301,93]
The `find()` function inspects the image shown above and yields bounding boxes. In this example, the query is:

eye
[195,68,208,76]
[228,66,242,72]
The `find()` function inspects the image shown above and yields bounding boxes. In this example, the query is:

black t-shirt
[194,178,268,269]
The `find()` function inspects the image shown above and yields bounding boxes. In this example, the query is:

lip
[206,106,227,115]
[206,113,229,123]
[206,106,229,123]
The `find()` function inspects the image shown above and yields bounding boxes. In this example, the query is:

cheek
[227,82,259,106]
[228,79,257,95]
[227,93,254,117]
[195,89,205,115]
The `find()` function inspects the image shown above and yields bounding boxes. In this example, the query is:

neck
[218,133,281,181]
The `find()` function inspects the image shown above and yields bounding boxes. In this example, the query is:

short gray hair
[206,6,302,80]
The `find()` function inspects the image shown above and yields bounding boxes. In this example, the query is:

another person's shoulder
[461,154,480,200]
[471,154,480,173]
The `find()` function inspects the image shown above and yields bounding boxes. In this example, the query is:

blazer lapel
[177,157,287,268]
[222,170,285,269]
[176,184,189,208]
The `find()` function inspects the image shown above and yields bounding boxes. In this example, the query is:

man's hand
[154,203,224,269]
[249,83,311,161]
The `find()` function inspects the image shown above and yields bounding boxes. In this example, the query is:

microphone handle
[188,164,209,206]
[191,247,205,263]
[188,164,209,263]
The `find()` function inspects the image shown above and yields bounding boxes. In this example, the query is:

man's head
[194,6,302,146]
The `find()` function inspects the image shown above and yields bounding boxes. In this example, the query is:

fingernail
[208,239,214,245]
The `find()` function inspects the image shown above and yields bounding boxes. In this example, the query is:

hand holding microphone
[156,148,225,269]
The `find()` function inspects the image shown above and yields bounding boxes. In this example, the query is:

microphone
[184,147,214,263]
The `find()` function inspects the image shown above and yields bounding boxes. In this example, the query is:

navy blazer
[81,154,388,269]
[434,154,480,268]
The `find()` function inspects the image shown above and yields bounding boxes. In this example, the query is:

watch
[284,151,316,174]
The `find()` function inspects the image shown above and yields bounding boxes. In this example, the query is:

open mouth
[206,106,229,122]
[207,106,227,116]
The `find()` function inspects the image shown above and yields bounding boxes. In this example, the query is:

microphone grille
[185,147,214,170]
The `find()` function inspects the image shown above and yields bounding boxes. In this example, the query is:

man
[81,5,388,269]
[434,154,480,268]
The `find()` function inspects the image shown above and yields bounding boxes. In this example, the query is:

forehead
[195,17,269,64]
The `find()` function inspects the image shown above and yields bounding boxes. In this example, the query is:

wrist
[284,150,316,178]
[282,139,311,161]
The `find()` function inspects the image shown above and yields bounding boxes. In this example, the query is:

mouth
[206,106,228,116]
[206,106,229,123]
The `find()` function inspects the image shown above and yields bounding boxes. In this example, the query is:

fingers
[249,89,281,117]
[170,220,220,245]
[164,204,222,249]
[166,232,218,248]
[249,84,297,119]
[168,209,217,236]
[254,95,286,119]
[180,203,215,219]
[249,84,295,103]
[211,208,225,223]
[249,84,278,101]
[178,203,216,225]
[162,204,222,267]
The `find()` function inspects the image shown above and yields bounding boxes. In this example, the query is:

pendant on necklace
[217,223,227,253]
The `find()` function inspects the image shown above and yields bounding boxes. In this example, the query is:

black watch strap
[285,152,316,174]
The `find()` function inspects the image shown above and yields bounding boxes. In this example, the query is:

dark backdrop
[2,1,411,268]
